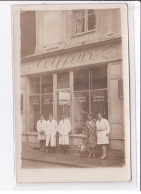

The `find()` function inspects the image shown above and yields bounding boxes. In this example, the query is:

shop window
[57,72,69,89]
[73,66,108,134]
[41,95,53,120]
[91,89,108,119]
[72,9,96,35]
[29,75,53,132]
[29,96,40,132]
[57,92,71,123]
[41,75,53,94]
[20,11,36,56]
[73,69,89,91]
[91,67,107,89]
[29,77,40,95]
[74,91,89,134]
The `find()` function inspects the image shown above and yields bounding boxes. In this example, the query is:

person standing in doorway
[37,114,47,152]
[58,114,71,154]
[45,113,58,153]
[96,112,110,160]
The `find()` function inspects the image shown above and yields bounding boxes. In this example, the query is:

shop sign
[93,96,105,102]
[21,42,122,75]
[77,96,85,103]
[59,92,70,100]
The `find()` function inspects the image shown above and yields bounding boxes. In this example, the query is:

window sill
[72,29,96,38]
[22,132,85,138]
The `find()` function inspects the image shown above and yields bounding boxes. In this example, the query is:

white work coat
[58,119,71,145]
[45,119,58,147]
[37,120,47,140]
[96,118,110,145]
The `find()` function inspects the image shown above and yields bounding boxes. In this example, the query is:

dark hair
[97,112,103,116]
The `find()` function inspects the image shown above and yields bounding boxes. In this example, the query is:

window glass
[29,77,40,95]
[74,91,89,134]
[91,67,107,90]
[75,10,85,34]
[57,92,71,122]
[91,89,108,119]
[72,10,97,35]
[74,69,89,91]
[29,74,53,132]
[41,95,53,120]
[88,10,96,31]
[29,96,40,132]
[57,72,69,89]
[41,75,53,94]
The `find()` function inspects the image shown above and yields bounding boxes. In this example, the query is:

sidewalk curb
[22,157,87,168]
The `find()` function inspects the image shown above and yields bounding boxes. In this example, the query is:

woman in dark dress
[85,114,97,158]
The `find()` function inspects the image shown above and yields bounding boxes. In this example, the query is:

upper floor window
[20,11,36,57]
[72,10,96,35]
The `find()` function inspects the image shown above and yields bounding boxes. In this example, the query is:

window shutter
[20,11,36,56]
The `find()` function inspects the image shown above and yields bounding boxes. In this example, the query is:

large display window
[28,66,108,134]
[29,75,53,132]
[73,66,108,134]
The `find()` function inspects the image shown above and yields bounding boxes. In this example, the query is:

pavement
[22,143,125,168]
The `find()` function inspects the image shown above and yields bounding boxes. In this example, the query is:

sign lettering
[21,43,122,75]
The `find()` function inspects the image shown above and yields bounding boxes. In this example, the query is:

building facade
[20,9,124,156]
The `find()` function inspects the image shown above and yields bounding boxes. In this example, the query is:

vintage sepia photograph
[13,3,131,182]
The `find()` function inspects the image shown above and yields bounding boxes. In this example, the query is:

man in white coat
[96,112,110,160]
[45,114,58,152]
[37,114,47,152]
[58,114,71,154]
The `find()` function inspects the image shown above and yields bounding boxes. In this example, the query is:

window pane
[91,67,107,89]
[57,72,69,89]
[74,91,89,134]
[88,12,96,31]
[91,89,108,119]
[75,10,85,19]
[29,77,40,95]
[76,18,85,34]
[57,92,71,122]
[74,69,89,91]
[41,95,53,120]
[73,10,85,34]
[29,96,40,132]
[41,75,53,94]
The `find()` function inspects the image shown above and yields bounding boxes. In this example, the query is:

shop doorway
[57,91,71,122]
[56,71,71,123]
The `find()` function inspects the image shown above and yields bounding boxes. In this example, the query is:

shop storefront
[21,38,124,156]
